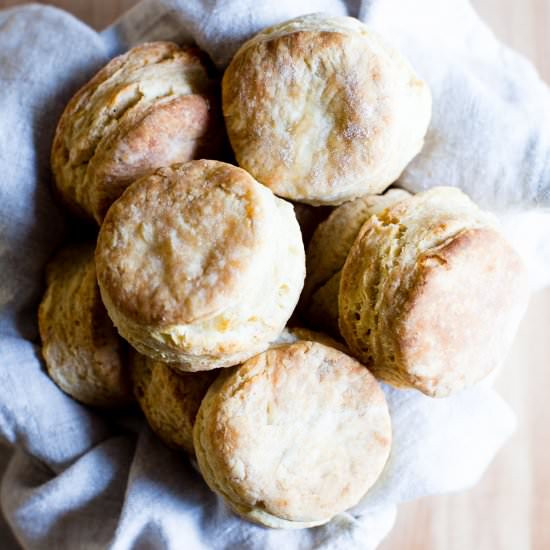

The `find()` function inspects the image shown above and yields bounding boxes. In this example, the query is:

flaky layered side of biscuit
[38,243,133,407]
[131,351,217,454]
[302,189,410,332]
[223,14,431,205]
[193,341,391,528]
[96,160,305,370]
[339,187,529,397]
[52,42,223,223]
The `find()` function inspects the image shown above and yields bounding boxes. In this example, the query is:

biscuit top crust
[96,160,271,327]
[54,42,208,166]
[223,14,431,203]
[304,189,410,301]
[195,341,391,522]
[52,42,215,221]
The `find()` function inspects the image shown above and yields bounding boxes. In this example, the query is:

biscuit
[193,341,391,528]
[52,42,222,223]
[222,14,431,205]
[38,243,133,407]
[96,160,305,371]
[339,187,529,397]
[302,189,410,332]
[272,326,348,352]
[131,351,217,454]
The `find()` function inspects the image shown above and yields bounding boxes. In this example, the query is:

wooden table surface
[1,1,549,549]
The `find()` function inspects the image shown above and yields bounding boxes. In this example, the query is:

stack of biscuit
[38,14,528,528]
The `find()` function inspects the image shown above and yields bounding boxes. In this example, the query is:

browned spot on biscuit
[51,42,224,223]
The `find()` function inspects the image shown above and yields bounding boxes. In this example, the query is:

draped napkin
[0,1,548,548]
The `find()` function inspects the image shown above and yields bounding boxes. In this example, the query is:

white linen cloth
[0,1,547,548]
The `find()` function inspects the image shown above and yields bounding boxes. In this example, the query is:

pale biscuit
[52,42,223,223]
[339,187,529,397]
[222,14,431,204]
[38,243,133,407]
[131,351,217,454]
[96,160,305,371]
[193,341,391,528]
[302,189,410,332]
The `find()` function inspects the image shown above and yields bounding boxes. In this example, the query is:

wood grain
[1,1,548,549]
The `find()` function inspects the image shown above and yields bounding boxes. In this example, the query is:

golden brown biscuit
[302,189,410,332]
[131,351,217,454]
[52,42,222,223]
[339,187,529,397]
[194,341,391,528]
[96,160,305,371]
[38,242,133,407]
[222,14,431,205]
